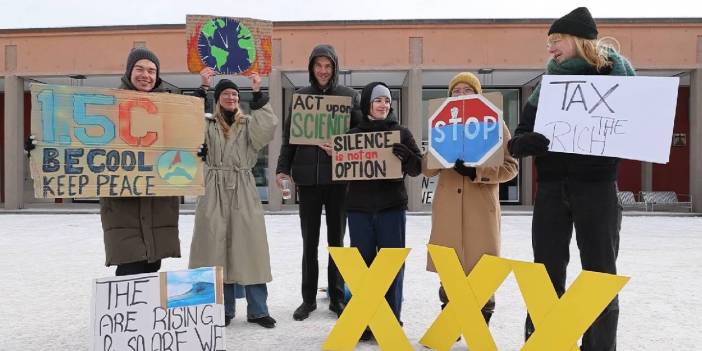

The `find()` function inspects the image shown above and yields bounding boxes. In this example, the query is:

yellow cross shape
[420,245,512,351]
[512,261,629,351]
[323,247,412,351]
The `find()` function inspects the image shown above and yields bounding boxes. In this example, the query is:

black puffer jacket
[345,86,422,213]
[276,44,362,185]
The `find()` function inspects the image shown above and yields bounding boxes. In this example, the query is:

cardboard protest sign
[91,267,225,351]
[29,84,205,198]
[187,15,272,76]
[289,94,353,145]
[332,131,402,181]
[534,75,679,164]
[425,92,504,170]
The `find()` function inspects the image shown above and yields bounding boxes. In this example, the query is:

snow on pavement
[1,214,700,350]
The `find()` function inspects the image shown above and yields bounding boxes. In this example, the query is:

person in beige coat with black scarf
[422,72,518,325]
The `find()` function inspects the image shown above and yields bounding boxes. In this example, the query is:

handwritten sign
[534,75,679,164]
[289,94,353,145]
[332,131,401,181]
[187,15,272,76]
[90,267,225,351]
[29,84,205,198]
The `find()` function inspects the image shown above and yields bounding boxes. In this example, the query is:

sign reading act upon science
[289,94,353,145]
[29,84,205,198]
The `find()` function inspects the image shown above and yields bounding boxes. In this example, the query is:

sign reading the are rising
[289,94,353,145]
[29,84,205,198]
[91,267,225,351]
[534,75,679,164]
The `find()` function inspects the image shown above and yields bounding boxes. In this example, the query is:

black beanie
[125,47,161,81]
[214,79,240,102]
[548,7,598,40]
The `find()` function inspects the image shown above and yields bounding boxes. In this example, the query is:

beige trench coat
[423,122,518,274]
[189,103,278,284]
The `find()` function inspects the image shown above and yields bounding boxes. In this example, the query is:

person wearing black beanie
[101,47,180,278]
[507,7,635,351]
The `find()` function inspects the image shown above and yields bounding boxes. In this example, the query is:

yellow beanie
[448,72,482,96]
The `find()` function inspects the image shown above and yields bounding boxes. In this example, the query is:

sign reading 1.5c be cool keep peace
[289,94,352,145]
[29,84,205,199]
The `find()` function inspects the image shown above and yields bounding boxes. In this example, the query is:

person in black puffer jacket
[507,7,635,351]
[275,44,363,321]
[346,82,421,340]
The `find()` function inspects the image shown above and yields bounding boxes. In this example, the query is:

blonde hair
[213,101,244,137]
[549,33,613,71]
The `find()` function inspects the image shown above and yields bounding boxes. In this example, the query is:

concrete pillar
[4,43,26,209]
[689,38,702,212]
[641,162,653,192]
[267,68,284,211]
[405,68,423,211]
[520,86,534,206]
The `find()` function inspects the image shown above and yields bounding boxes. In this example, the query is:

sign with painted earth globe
[428,95,503,167]
[197,17,256,74]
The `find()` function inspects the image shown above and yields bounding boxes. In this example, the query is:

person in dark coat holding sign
[345,81,422,341]
[100,47,181,276]
[275,44,363,321]
[506,7,635,350]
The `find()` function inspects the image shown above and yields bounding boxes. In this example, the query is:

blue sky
[2,0,701,30]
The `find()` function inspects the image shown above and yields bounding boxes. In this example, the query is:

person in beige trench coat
[189,69,278,329]
[422,72,518,324]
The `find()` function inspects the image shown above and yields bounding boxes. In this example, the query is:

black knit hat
[214,79,240,102]
[549,7,598,40]
[125,47,160,81]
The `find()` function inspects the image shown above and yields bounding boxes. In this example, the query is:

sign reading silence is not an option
[29,84,205,199]
[428,95,503,168]
[332,131,402,181]
[289,94,353,145]
[534,75,679,164]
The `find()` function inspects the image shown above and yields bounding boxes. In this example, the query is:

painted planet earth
[198,17,256,74]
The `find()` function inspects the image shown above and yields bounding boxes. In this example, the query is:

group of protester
[26,7,631,350]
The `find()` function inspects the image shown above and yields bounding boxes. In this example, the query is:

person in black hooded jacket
[275,44,362,321]
[346,82,421,340]
[507,7,635,351]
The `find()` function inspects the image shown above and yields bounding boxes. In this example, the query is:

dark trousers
[348,209,406,321]
[115,260,161,276]
[298,184,347,305]
[525,180,621,351]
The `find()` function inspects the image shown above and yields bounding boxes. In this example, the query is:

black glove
[24,135,37,158]
[392,143,413,163]
[453,159,477,180]
[197,143,208,161]
[507,132,550,158]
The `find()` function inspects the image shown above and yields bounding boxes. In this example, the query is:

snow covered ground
[1,214,700,350]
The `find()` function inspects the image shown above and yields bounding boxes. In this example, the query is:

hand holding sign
[508,132,550,158]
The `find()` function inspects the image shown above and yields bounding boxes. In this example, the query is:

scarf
[527,47,636,107]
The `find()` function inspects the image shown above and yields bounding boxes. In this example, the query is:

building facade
[2,19,701,211]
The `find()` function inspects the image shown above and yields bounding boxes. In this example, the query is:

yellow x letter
[420,246,511,351]
[323,247,412,351]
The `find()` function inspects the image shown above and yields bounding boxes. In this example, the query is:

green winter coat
[189,100,278,285]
